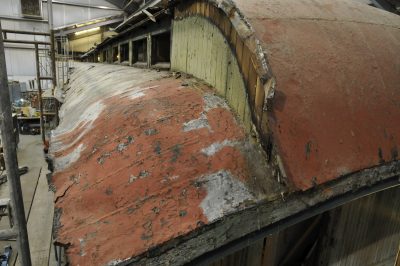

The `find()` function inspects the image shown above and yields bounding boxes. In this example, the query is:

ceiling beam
[42,0,123,11]
[54,17,124,36]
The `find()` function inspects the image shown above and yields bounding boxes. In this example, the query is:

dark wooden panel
[316,187,400,265]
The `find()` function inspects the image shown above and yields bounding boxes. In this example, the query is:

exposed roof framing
[105,0,148,13]
[42,0,123,11]
[53,15,124,36]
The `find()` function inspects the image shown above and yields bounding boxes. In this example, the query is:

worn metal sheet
[232,0,400,190]
[49,63,277,265]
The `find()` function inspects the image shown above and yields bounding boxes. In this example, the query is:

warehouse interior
[0,0,399,265]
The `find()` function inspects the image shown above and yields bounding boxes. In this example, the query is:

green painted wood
[171,17,253,132]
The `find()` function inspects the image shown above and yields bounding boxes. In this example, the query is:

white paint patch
[161,175,180,184]
[50,63,164,161]
[203,93,229,111]
[118,85,159,100]
[79,238,86,257]
[59,101,104,135]
[199,170,255,222]
[201,140,240,156]
[51,101,105,154]
[183,113,211,132]
[107,257,130,266]
[129,91,145,100]
[129,175,137,183]
[54,144,85,172]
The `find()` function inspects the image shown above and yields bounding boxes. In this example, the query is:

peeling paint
[203,93,229,111]
[201,140,240,156]
[54,144,85,172]
[49,63,266,265]
[183,113,211,132]
[107,258,130,266]
[50,101,105,154]
[199,170,256,222]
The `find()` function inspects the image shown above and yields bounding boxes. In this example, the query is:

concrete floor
[0,135,55,266]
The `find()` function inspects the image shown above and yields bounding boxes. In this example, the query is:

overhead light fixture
[75,27,100,36]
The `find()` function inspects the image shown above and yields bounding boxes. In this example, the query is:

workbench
[17,117,40,135]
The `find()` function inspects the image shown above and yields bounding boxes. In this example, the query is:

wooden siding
[209,186,400,266]
[316,186,400,266]
[171,16,252,133]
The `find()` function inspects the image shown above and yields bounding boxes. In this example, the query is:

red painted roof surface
[234,0,400,190]
[50,1,400,263]
[50,64,267,265]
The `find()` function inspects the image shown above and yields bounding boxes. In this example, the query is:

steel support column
[48,0,59,125]
[0,22,32,265]
[34,44,46,144]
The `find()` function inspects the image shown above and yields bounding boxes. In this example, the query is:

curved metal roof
[50,0,400,264]
[234,0,400,190]
[50,63,277,265]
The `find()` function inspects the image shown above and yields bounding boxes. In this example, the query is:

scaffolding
[38,49,52,90]
[56,35,73,86]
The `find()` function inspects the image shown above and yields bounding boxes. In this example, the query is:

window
[21,0,42,18]
[108,48,112,63]
[102,50,107,63]
[132,38,147,64]
[112,46,119,62]
[152,32,171,64]
[120,43,129,63]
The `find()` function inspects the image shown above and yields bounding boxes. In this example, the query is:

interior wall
[0,0,122,86]
[69,33,102,53]
[171,16,252,133]
[50,1,121,28]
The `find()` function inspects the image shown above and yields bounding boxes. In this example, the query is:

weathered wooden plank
[191,17,199,78]
[190,1,197,15]
[247,62,257,107]
[260,110,269,141]
[209,24,217,87]
[209,4,215,25]
[198,20,205,81]
[219,39,229,97]
[177,20,184,72]
[235,36,244,67]
[222,17,232,41]
[170,16,250,133]
[243,98,252,134]
[177,20,184,71]
[215,9,224,34]
[214,30,225,95]
[225,52,234,105]
[236,84,246,125]
[196,1,201,14]
[205,2,210,17]
[317,187,400,265]
[262,234,279,266]
[230,27,237,54]
[170,21,177,70]
[255,77,265,125]
[230,59,244,118]
[206,22,211,82]
[185,19,192,73]
[200,1,205,16]
[246,239,264,266]
[241,45,251,86]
